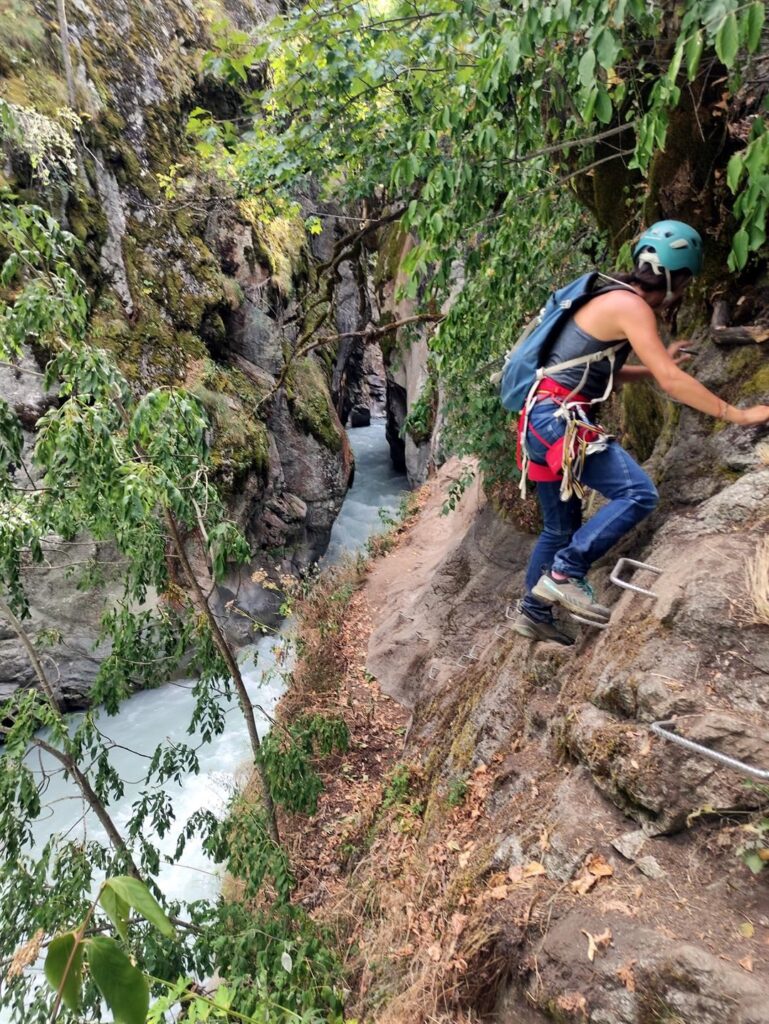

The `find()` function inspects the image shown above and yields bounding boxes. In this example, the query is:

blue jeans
[520,400,659,623]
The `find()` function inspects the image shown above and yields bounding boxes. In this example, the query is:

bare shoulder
[575,288,653,340]
[593,288,649,312]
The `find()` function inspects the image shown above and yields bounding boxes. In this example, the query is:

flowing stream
[24,422,407,906]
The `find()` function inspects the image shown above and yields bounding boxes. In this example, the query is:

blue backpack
[494,271,630,413]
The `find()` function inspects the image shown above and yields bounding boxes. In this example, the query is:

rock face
[372,224,461,486]
[0,0,356,703]
[359,429,769,1022]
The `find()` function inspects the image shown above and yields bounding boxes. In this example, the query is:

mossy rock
[285,356,343,452]
[448,717,480,774]
[191,360,271,486]
[721,346,769,404]
[0,2,68,117]
[241,199,307,297]
[373,222,408,290]
[89,290,206,385]
[621,379,667,463]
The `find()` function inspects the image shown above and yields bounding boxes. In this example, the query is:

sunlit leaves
[87,936,149,1024]
[102,876,174,938]
[43,876,173,1024]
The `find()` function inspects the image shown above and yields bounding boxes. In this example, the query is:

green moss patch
[373,222,408,290]
[285,357,342,452]
[621,379,667,463]
[241,199,307,297]
[192,360,270,485]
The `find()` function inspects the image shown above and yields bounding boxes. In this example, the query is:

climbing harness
[650,719,769,782]
[517,371,619,502]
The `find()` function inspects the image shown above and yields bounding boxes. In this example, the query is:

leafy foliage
[262,714,350,815]
[0,113,347,1021]
[193,0,768,478]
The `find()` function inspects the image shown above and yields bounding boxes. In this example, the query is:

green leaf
[748,213,766,251]
[86,936,149,1024]
[44,932,83,1012]
[743,850,765,874]
[726,152,744,193]
[506,35,521,72]
[685,30,704,79]
[731,228,749,270]
[594,28,620,69]
[578,48,596,88]
[104,876,174,937]
[746,1,765,52]
[715,12,739,67]
[581,85,598,123]
[100,885,131,941]
[595,88,612,124]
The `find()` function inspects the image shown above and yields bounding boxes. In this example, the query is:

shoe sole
[531,578,610,623]
[511,620,575,646]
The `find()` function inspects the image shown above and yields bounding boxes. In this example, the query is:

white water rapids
[22,422,407,906]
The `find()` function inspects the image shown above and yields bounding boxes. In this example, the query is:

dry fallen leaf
[489,884,509,900]
[427,943,442,962]
[602,899,636,917]
[572,872,598,896]
[581,928,613,962]
[617,960,637,991]
[524,860,547,877]
[555,991,588,1016]
[739,921,755,939]
[586,853,614,878]
[572,853,614,895]
[450,913,468,936]
[508,865,524,883]
[739,955,754,973]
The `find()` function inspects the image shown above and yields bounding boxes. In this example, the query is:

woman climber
[514,219,769,644]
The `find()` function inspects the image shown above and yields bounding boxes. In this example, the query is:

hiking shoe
[531,571,611,624]
[512,609,575,646]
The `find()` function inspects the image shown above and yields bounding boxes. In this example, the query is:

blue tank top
[544,319,631,400]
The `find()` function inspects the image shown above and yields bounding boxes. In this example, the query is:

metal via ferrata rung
[569,611,609,630]
[610,557,663,598]
[651,719,769,781]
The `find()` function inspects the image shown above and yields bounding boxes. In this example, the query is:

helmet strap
[664,266,673,301]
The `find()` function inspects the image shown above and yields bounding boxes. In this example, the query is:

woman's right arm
[614,297,769,425]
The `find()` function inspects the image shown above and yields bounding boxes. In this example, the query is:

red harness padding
[516,377,597,482]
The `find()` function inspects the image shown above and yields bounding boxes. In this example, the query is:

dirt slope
[352,454,769,1022]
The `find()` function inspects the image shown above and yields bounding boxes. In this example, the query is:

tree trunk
[164,511,281,845]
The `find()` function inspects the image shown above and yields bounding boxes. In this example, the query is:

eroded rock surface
[359,450,769,1023]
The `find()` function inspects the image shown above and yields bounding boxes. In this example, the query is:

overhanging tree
[191,0,767,480]
[0,112,346,1020]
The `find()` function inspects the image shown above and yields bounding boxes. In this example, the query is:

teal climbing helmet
[633,220,704,276]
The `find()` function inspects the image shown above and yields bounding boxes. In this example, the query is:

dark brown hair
[612,265,692,293]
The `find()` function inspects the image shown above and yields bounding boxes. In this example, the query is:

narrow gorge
[1,2,768,1024]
